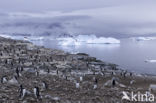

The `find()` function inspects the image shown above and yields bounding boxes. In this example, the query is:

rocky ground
[0,36,156,103]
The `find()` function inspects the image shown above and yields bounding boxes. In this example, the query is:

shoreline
[0,36,156,102]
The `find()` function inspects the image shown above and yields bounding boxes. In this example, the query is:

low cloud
[0,0,156,38]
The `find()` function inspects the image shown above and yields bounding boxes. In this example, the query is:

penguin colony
[0,37,156,103]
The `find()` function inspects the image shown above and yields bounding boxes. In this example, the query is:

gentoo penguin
[93,84,97,89]
[34,67,37,71]
[111,71,114,76]
[1,76,7,83]
[16,67,20,77]
[87,61,89,67]
[30,55,33,58]
[20,66,23,72]
[17,53,19,57]
[5,59,8,64]
[35,71,39,76]
[56,69,59,75]
[11,61,13,67]
[19,85,26,99]
[65,76,68,80]
[120,72,123,76]
[46,59,49,62]
[101,71,105,76]
[95,78,98,84]
[112,77,116,87]
[80,76,83,82]
[34,86,40,98]
[76,82,80,88]
[130,80,135,85]
[47,68,50,73]
[123,71,127,77]
[93,78,98,89]
[0,52,3,56]
[42,81,48,90]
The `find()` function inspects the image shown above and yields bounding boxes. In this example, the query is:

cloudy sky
[0,0,156,37]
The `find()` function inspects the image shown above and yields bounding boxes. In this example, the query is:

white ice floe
[132,37,156,41]
[145,59,156,63]
[57,34,120,46]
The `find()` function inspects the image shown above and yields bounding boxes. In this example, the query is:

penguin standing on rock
[80,76,83,82]
[20,66,23,72]
[19,85,26,99]
[56,69,59,75]
[5,59,8,64]
[95,78,98,84]
[11,61,13,67]
[65,76,68,80]
[47,68,50,74]
[112,77,116,87]
[75,82,80,89]
[16,67,20,77]
[34,86,40,98]
[0,52,3,56]
[123,70,127,77]
[93,78,98,89]
[42,81,48,90]
[35,71,39,76]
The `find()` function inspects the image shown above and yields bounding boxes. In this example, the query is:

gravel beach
[0,36,156,103]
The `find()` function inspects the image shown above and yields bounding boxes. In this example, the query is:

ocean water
[30,37,156,75]
[1,34,156,74]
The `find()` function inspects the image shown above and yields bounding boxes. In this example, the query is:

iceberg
[57,34,120,46]
[57,37,81,46]
[132,37,156,41]
[86,37,120,44]
[145,59,156,63]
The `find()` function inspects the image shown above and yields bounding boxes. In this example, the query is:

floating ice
[145,59,156,63]
[57,37,81,46]
[132,37,156,41]
[57,34,120,46]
